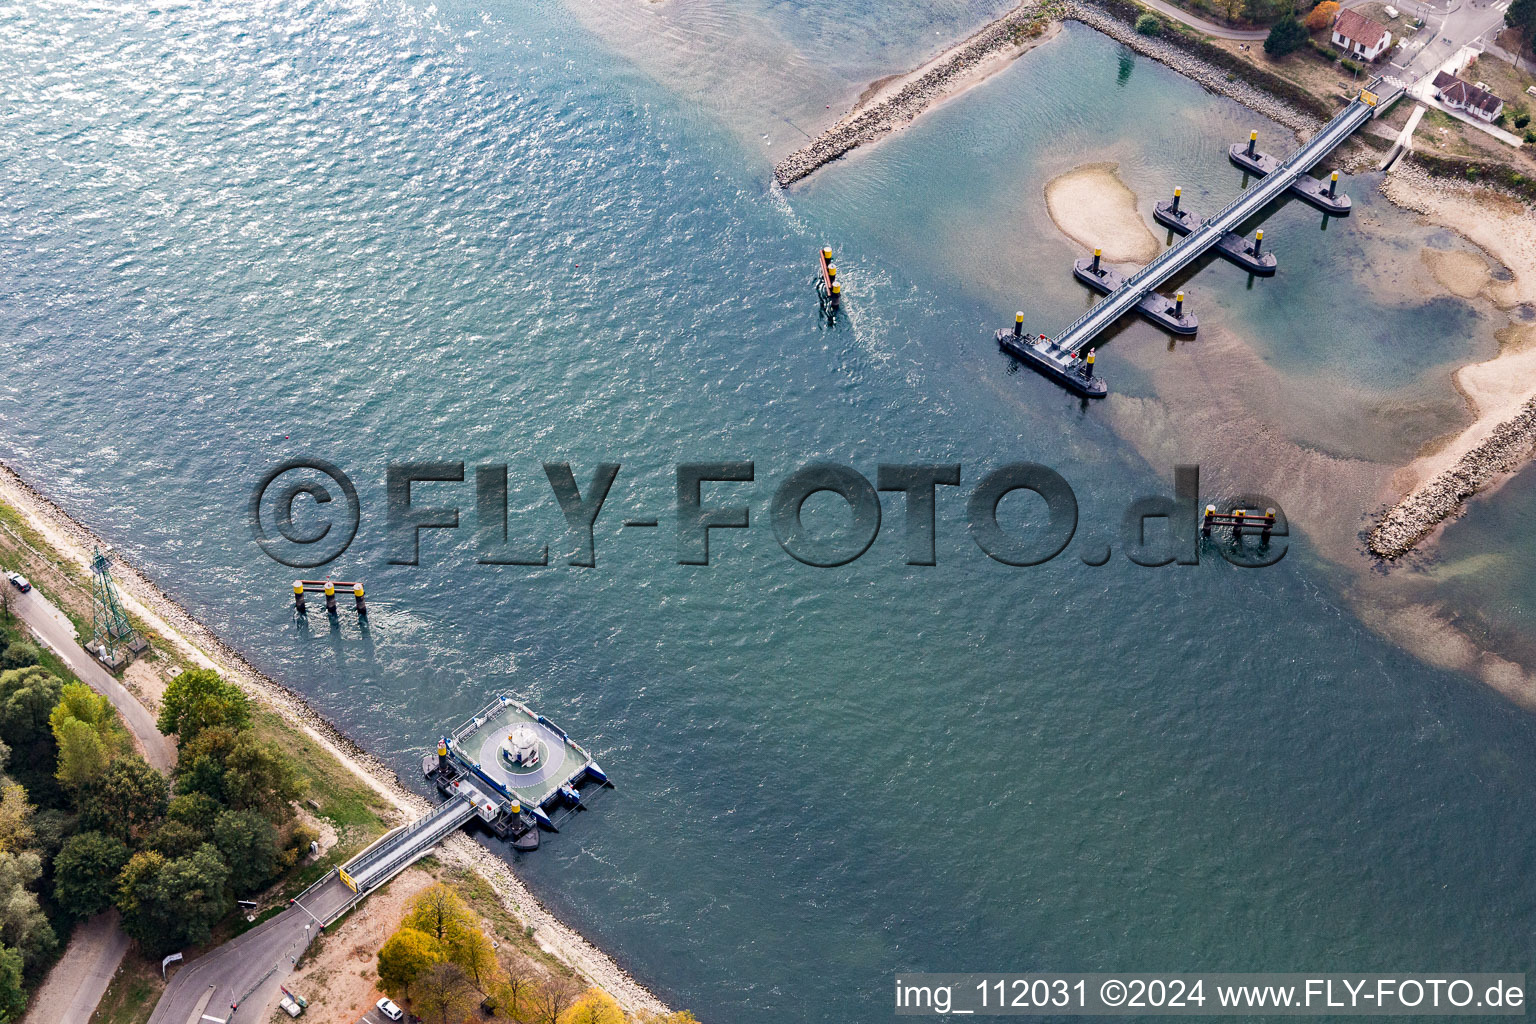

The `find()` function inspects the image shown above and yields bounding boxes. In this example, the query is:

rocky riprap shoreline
[1368,397,1536,559]
[1061,2,1322,136]
[773,0,1055,187]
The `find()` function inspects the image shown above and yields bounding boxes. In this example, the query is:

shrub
[1494,111,1507,126]
[1513,111,1530,128]
[1525,129,1536,144]
[1340,57,1362,73]
[1135,12,1163,34]
[1264,14,1310,55]
[1305,0,1339,31]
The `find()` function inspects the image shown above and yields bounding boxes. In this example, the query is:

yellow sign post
[339,867,358,893]
[1362,88,1379,107]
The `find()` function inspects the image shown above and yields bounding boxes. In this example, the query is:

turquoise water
[3,2,1536,1021]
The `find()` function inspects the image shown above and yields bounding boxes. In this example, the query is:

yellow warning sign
[1361,88,1379,107]
[339,867,357,893]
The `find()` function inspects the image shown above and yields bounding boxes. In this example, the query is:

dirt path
[21,911,129,1024]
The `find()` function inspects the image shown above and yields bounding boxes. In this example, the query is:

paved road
[1136,0,1270,39]
[20,911,129,1024]
[5,583,175,772]
[148,874,355,1024]
[1385,0,1514,80]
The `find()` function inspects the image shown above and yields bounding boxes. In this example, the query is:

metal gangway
[1048,93,1377,357]
[335,794,476,901]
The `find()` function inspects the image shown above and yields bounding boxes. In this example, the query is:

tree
[446,924,499,992]
[490,951,538,1020]
[0,667,62,747]
[166,792,223,832]
[147,820,204,859]
[221,732,298,819]
[54,718,109,789]
[411,961,477,1024]
[81,756,167,844]
[53,831,130,918]
[377,926,441,997]
[411,964,476,1024]
[175,728,298,819]
[211,809,280,894]
[401,884,474,949]
[0,784,31,856]
[1507,0,1536,48]
[0,852,55,968]
[531,975,583,1024]
[560,989,625,1024]
[0,944,23,1023]
[1305,0,1339,31]
[116,843,230,955]
[1135,12,1162,34]
[0,644,37,672]
[156,669,250,743]
[1264,13,1309,55]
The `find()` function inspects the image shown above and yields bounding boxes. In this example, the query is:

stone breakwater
[1369,397,1536,559]
[1061,2,1321,137]
[773,0,1055,187]
[773,0,1327,188]
[0,460,672,1019]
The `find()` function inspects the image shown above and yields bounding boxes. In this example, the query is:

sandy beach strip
[1368,163,1536,559]
[1044,162,1159,264]
[0,459,672,1018]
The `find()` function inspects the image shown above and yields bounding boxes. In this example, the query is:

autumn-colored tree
[1305,1,1339,31]
[531,975,583,1024]
[377,926,441,997]
[447,924,500,992]
[0,783,32,855]
[559,988,625,1024]
[489,950,538,1020]
[637,1013,702,1024]
[411,961,477,1024]
[402,883,474,948]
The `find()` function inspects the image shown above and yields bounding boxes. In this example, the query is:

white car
[4,572,29,593]
[376,998,404,1022]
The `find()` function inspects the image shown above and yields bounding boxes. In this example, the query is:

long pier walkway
[1003,82,1399,396]
[1053,96,1372,356]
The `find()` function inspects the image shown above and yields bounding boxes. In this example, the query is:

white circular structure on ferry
[499,724,541,769]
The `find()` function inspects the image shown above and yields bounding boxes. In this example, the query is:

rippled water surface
[4,2,1536,1020]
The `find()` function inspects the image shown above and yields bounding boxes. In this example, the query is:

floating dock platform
[1153,199,1277,276]
[1228,133,1351,216]
[997,319,1106,398]
[423,693,610,849]
[1073,254,1196,335]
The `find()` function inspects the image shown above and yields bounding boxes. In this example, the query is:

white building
[1331,9,1393,61]
[1432,71,1504,122]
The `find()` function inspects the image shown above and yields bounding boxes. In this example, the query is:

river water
[3,1,1535,1020]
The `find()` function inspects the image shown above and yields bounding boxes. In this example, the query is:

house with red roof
[1331,9,1393,61]
[1432,71,1504,122]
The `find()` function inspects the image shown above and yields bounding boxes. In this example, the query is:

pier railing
[1051,97,1374,355]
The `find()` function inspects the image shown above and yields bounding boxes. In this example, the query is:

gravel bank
[0,460,672,1019]
[1368,397,1536,558]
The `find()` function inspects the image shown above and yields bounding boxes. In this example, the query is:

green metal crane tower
[90,547,144,668]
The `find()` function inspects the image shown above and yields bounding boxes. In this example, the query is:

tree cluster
[48,669,308,956]
[374,881,674,1024]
